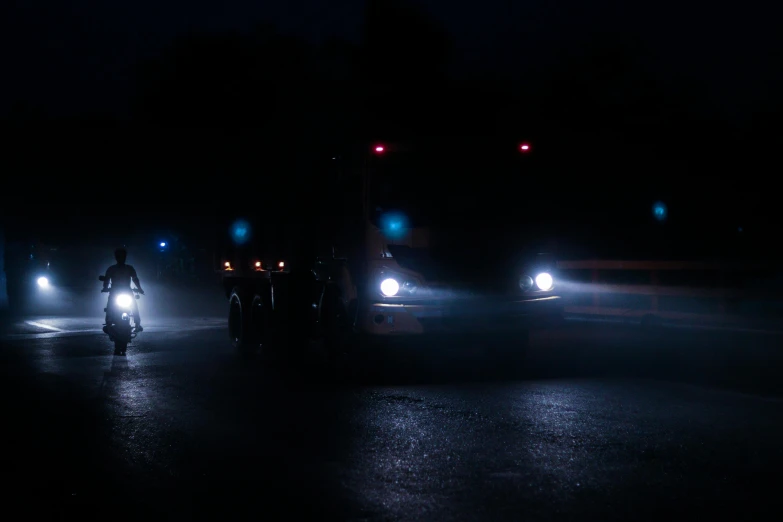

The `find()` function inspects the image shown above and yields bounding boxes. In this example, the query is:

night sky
[2,0,781,254]
[3,0,781,124]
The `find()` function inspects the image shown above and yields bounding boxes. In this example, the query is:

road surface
[1,316,782,520]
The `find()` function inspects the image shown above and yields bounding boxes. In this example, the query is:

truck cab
[220,137,562,360]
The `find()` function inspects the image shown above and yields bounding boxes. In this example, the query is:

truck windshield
[369,143,527,227]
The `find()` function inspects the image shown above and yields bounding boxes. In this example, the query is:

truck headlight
[535,272,553,291]
[380,278,400,297]
[116,294,133,308]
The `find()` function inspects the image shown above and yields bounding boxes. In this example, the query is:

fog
[23,279,226,320]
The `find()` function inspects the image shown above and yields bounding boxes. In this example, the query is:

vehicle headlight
[116,294,133,308]
[378,272,419,297]
[380,278,400,297]
[535,272,554,291]
[37,276,49,288]
[519,275,533,291]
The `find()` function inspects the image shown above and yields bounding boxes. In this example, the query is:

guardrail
[555,259,783,329]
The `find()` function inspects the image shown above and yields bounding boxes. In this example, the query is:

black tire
[228,288,255,352]
[251,294,276,358]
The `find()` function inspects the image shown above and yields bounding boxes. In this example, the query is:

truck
[217,136,563,366]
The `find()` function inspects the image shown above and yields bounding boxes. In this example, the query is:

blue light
[159,242,166,248]
[230,219,251,244]
[652,201,667,222]
[379,211,409,240]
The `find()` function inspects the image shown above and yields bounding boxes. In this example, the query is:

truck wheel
[251,294,275,357]
[229,288,254,352]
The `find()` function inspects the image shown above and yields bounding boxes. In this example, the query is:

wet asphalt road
[2,316,783,521]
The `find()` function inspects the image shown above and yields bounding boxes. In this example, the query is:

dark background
[2,6,783,516]
[2,0,781,257]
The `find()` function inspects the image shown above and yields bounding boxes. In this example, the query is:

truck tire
[250,294,274,357]
[228,288,255,352]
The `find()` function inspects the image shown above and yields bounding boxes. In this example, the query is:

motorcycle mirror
[98,275,106,282]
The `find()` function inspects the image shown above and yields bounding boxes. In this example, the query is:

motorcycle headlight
[37,276,50,288]
[535,272,554,291]
[116,294,133,308]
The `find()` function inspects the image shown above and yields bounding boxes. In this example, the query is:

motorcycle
[99,275,142,355]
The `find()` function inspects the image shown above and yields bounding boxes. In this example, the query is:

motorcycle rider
[102,247,145,332]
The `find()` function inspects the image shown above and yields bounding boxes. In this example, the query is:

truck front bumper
[360,295,562,336]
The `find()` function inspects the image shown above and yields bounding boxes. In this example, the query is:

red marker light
[374,145,385,153]
[519,143,531,152]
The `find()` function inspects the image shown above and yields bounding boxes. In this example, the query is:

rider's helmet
[114,247,127,264]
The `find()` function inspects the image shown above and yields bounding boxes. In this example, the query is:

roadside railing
[555,259,783,329]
